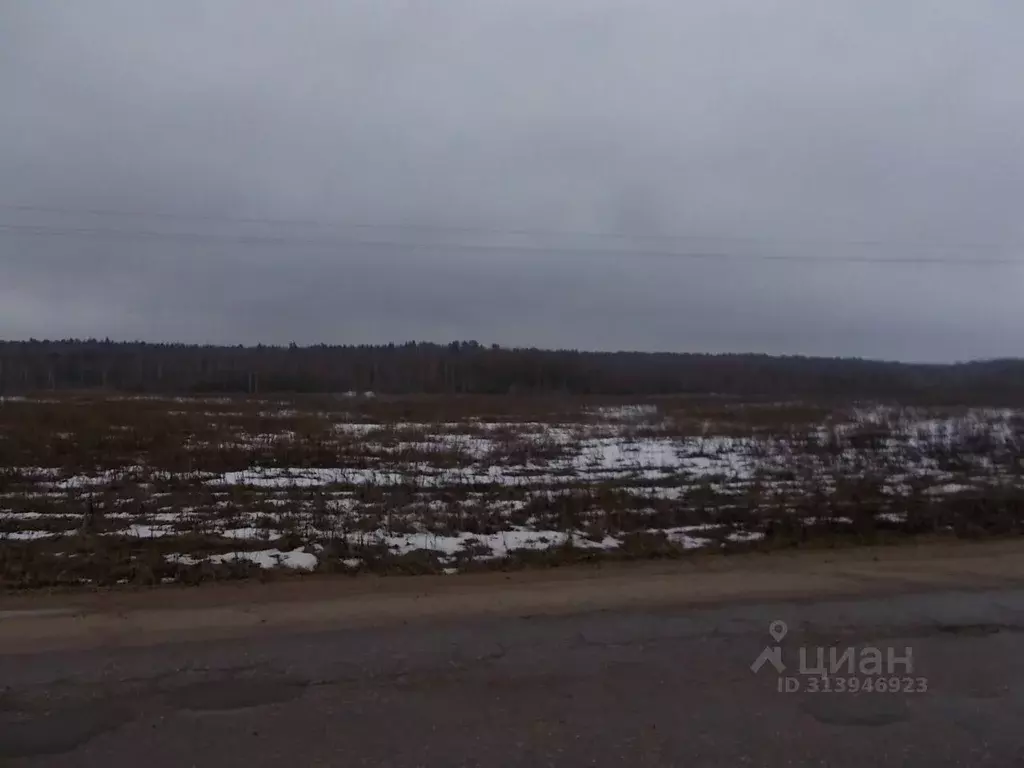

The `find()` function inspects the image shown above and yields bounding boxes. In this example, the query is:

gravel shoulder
[4,539,1024,653]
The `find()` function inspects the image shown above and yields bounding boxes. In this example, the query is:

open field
[1,393,1023,587]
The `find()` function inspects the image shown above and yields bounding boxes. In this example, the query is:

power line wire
[1,203,1020,253]
[0,222,1019,266]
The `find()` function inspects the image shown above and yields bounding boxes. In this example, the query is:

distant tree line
[0,339,1023,404]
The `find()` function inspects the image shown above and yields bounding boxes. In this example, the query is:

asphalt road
[4,584,1024,767]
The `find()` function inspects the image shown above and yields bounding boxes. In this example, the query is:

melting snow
[168,547,317,571]
[924,483,974,496]
[0,530,56,541]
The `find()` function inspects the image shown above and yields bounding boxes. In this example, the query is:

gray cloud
[2,0,1023,361]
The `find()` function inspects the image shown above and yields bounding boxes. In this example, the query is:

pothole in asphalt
[165,678,307,713]
[800,694,911,727]
[0,704,131,759]
[935,623,1006,637]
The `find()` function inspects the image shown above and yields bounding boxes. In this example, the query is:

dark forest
[1,340,1022,404]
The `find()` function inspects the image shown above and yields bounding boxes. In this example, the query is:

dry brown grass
[1,393,1023,589]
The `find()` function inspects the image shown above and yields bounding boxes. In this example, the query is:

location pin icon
[769,620,788,643]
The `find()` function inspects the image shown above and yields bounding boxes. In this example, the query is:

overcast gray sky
[2,0,1023,362]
